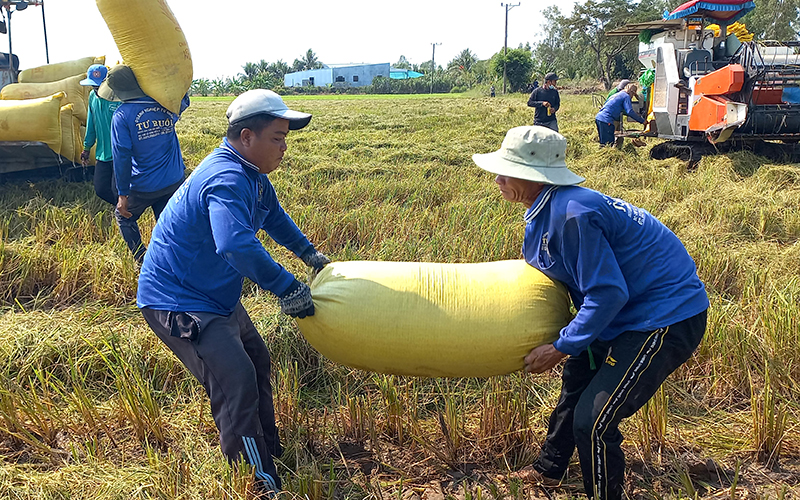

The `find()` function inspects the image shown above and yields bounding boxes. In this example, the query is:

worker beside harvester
[595,83,645,146]
[79,64,120,206]
[101,64,190,264]
[472,125,709,500]
[137,89,330,497]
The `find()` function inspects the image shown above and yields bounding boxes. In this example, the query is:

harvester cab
[608,0,800,163]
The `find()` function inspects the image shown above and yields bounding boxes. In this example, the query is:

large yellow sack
[296,260,573,378]
[0,92,63,154]
[18,56,105,83]
[1,75,88,123]
[96,0,192,114]
[59,104,84,163]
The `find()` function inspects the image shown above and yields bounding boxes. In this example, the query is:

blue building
[284,63,423,87]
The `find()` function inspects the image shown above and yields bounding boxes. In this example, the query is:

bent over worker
[100,64,190,263]
[137,89,330,496]
[595,83,645,146]
[472,125,708,500]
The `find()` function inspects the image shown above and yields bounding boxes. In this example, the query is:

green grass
[0,93,798,499]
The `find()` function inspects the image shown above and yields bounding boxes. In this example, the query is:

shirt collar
[524,185,558,224]
[220,138,260,173]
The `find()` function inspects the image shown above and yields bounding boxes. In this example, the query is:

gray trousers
[534,119,559,132]
[115,180,182,263]
[141,303,281,492]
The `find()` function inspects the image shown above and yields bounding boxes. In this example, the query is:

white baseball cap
[226,89,312,130]
[472,126,584,185]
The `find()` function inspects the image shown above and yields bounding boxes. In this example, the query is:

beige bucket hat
[472,126,585,185]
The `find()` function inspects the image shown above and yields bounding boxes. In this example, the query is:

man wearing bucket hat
[527,72,561,132]
[80,64,120,206]
[137,89,330,496]
[473,126,708,500]
[100,64,191,263]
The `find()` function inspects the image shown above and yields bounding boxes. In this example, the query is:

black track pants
[141,303,282,492]
[533,310,707,500]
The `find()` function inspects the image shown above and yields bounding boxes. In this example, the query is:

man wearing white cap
[137,89,330,496]
[473,126,708,500]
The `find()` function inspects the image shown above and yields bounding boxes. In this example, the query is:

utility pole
[501,2,520,94]
[430,42,441,94]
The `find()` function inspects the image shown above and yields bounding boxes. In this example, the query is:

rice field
[0,92,798,499]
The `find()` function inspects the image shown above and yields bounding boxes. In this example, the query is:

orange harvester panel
[689,95,729,131]
[694,64,745,95]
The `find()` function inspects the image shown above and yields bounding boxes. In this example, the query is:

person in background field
[100,64,190,263]
[595,83,645,147]
[79,64,120,205]
[137,89,330,497]
[527,72,560,132]
[472,125,708,500]
[490,85,496,97]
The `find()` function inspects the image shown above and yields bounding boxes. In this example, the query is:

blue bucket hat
[80,64,108,87]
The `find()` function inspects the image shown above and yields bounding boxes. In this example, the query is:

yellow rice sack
[96,0,192,114]
[18,56,105,84]
[296,260,572,378]
[1,75,88,123]
[59,104,77,162]
[0,92,64,154]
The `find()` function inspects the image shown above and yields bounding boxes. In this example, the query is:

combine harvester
[608,0,800,166]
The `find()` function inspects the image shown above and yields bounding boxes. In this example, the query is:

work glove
[300,246,331,271]
[278,279,314,319]
[80,150,91,166]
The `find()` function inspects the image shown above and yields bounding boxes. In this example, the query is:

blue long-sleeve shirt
[112,95,190,195]
[522,185,708,356]
[595,91,644,125]
[137,138,313,315]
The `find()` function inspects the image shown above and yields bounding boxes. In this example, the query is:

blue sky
[5,0,579,80]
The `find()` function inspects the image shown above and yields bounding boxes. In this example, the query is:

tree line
[190,0,799,96]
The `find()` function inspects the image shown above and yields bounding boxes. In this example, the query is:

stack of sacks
[0,92,65,155]
[97,0,192,114]
[0,56,105,161]
[1,75,89,124]
[295,260,573,378]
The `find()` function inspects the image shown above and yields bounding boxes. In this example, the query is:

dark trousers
[596,119,616,145]
[533,310,707,500]
[534,119,559,132]
[93,160,118,205]
[115,181,182,263]
[141,303,282,492]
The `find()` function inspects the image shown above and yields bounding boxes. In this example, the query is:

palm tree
[268,60,290,80]
[241,62,259,80]
[448,49,477,72]
[301,49,323,70]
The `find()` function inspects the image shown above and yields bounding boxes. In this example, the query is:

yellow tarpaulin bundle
[0,75,88,124]
[18,56,106,84]
[0,92,64,155]
[296,260,573,378]
[96,0,192,114]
